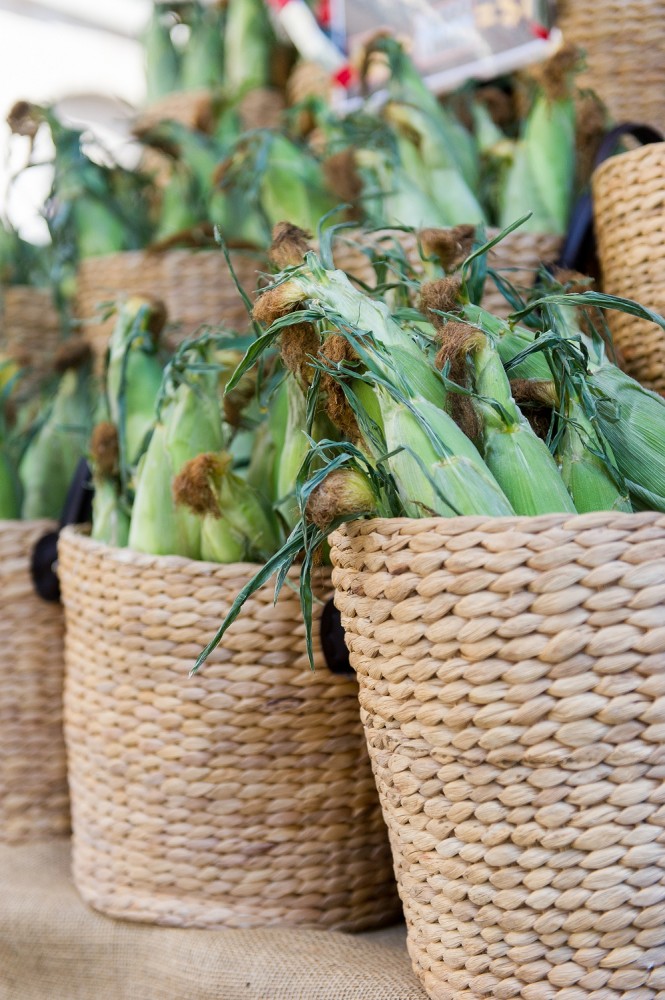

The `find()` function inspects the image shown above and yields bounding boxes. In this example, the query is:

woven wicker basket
[134,89,215,136]
[75,247,263,370]
[331,511,665,1000]
[0,520,69,844]
[287,61,331,105]
[59,527,400,931]
[592,142,665,395]
[0,286,61,395]
[330,229,562,318]
[238,87,285,130]
[558,1,665,133]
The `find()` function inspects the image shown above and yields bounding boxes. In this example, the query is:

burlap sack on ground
[0,841,426,1000]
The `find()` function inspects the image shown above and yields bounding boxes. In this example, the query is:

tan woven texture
[330,230,561,318]
[58,527,400,931]
[593,143,665,395]
[0,839,426,1000]
[331,512,665,1000]
[238,87,285,130]
[0,520,69,844]
[558,1,665,132]
[0,286,61,395]
[134,89,216,135]
[287,61,331,104]
[75,247,263,369]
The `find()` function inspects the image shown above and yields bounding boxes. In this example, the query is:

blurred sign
[330,0,558,99]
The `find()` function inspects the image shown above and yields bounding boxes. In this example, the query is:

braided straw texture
[558,1,665,132]
[593,143,665,395]
[330,512,665,1000]
[238,88,285,130]
[287,61,331,105]
[0,520,69,844]
[134,89,215,135]
[59,527,400,931]
[0,286,61,396]
[330,230,561,318]
[75,248,262,371]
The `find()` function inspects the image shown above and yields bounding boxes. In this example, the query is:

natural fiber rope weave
[0,520,69,844]
[558,0,665,132]
[59,527,400,931]
[593,143,665,395]
[75,248,263,370]
[0,286,62,396]
[330,230,561,319]
[287,61,331,105]
[331,512,665,1000]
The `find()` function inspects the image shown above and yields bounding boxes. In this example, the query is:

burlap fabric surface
[0,840,426,1000]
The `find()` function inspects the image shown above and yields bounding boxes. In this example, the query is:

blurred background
[0,0,151,241]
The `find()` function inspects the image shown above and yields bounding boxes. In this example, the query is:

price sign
[329,0,558,102]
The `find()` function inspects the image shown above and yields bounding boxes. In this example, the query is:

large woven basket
[0,286,61,395]
[59,527,400,931]
[592,142,665,395]
[0,520,69,844]
[75,247,263,369]
[331,230,562,318]
[558,1,665,133]
[331,512,665,1000]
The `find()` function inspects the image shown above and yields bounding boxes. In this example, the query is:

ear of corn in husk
[19,341,94,520]
[144,4,181,101]
[106,296,166,474]
[173,451,279,563]
[180,3,225,91]
[127,339,226,558]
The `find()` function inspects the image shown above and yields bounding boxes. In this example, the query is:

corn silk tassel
[89,421,130,546]
[173,452,279,563]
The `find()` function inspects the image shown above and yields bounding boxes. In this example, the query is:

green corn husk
[153,164,202,241]
[276,378,309,528]
[91,477,130,546]
[356,147,450,230]
[590,364,665,511]
[558,402,631,513]
[458,328,576,515]
[381,391,514,517]
[106,297,165,472]
[224,0,274,94]
[19,351,94,520]
[144,5,181,101]
[180,3,225,91]
[128,423,200,556]
[128,341,226,558]
[0,449,21,519]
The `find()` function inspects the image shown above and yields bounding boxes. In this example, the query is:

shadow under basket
[58,527,400,931]
[0,520,69,844]
[331,512,665,1000]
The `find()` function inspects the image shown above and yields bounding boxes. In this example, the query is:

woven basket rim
[76,246,264,268]
[593,139,665,182]
[333,510,664,536]
[59,524,314,580]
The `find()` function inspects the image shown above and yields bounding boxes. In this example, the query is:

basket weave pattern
[558,1,665,132]
[331,230,561,318]
[331,512,665,1000]
[59,527,399,931]
[593,143,665,395]
[75,248,262,368]
[0,287,61,395]
[0,520,69,844]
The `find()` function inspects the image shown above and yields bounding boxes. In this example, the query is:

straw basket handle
[559,122,664,271]
[30,458,93,602]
